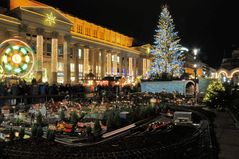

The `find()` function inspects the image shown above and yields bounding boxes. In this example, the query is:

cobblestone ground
[214,111,239,159]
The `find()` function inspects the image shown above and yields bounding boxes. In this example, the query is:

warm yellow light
[229,69,239,78]
[2,55,8,63]
[0,65,3,74]
[45,12,56,26]
[88,80,93,85]
[146,47,150,54]
[218,71,229,78]
[12,54,22,64]
[15,132,19,137]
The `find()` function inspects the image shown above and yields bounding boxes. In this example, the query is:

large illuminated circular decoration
[0,39,34,78]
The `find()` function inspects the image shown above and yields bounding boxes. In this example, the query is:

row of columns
[142,58,151,77]
[36,30,70,85]
[35,30,150,84]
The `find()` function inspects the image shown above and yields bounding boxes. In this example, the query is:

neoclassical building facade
[0,0,151,85]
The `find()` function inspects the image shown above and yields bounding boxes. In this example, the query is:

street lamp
[12,105,16,117]
[193,48,199,105]
[193,49,198,56]
[193,63,197,104]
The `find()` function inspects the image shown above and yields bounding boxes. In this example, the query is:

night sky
[38,0,239,68]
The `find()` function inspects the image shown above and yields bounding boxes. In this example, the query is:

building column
[106,52,112,76]
[136,57,142,77]
[63,35,71,84]
[146,59,151,75]
[129,57,133,77]
[79,46,83,80]
[50,32,58,85]
[101,50,106,78]
[94,49,100,78]
[98,50,101,78]
[133,57,137,79]
[36,28,44,83]
[90,48,96,74]
[123,55,128,76]
[74,45,79,83]
[83,47,89,77]
[143,58,147,77]
[119,54,122,76]
[113,53,118,76]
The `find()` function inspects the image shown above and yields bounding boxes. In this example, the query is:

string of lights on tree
[203,80,225,106]
[149,5,185,79]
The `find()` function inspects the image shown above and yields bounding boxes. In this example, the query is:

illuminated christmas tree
[203,80,225,107]
[149,6,184,79]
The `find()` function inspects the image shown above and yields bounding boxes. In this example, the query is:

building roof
[102,76,122,81]
[9,0,134,48]
[220,48,239,70]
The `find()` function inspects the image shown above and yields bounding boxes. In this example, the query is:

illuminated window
[77,24,80,33]
[112,55,114,62]
[117,56,120,63]
[85,28,90,36]
[105,31,110,41]
[93,30,97,37]
[78,64,83,73]
[78,63,83,78]
[57,78,64,84]
[57,72,64,84]
[58,44,63,57]
[116,37,120,43]
[100,32,104,39]
[70,63,75,72]
[78,49,82,59]
[96,66,101,74]
[58,62,64,71]
[112,35,116,42]
[79,25,83,34]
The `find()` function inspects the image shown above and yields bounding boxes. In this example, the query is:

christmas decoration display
[203,80,225,106]
[45,12,56,26]
[149,5,184,79]
[0,39,34,78]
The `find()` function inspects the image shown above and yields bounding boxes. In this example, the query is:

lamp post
[12,105,16,117]
[193,49,199,105]
[193,63,197,105]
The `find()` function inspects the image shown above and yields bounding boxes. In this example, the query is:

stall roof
[102,76,122,81]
